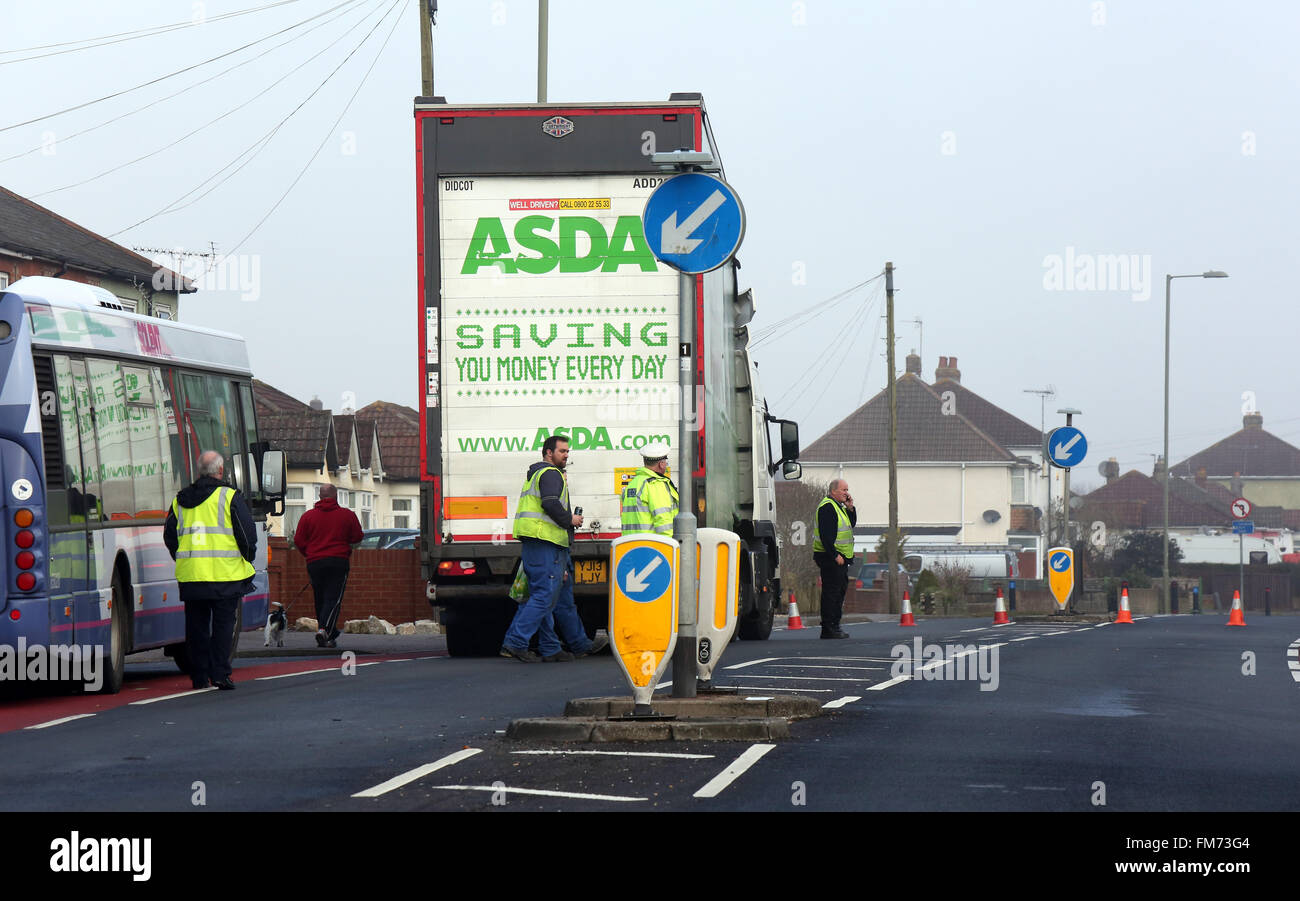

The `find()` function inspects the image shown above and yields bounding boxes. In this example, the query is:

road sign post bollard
[695,528,741,686]
[1192,585,1201,614]
[1047,546,1074,613]
[1266,585,1271,617]
[608,534,680,715]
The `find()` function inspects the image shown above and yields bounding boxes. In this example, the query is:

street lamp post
[1163,270,1229,614]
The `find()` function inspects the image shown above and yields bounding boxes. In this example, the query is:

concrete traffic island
[1008,613,1111,624]
[505,694,825,742]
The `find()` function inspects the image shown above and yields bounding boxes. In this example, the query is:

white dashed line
[723,658,779,671]
[352,748,483,798]
[729,674,870,682]
[129,687,215,704]
[822,696,862,709]
[1009,637,1036,642]
[731,685,832,693]
[433,785,646,802]
[256,666,337,681]
[867,675,910,691]
[24,713,96,729]
[510,750,714,759]
[694,743,776,798]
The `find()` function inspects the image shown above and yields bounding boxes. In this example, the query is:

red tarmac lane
[0,651,445,734]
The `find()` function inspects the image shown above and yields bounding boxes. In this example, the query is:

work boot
[820,629,849,639]
[500,645,542,663]
[575,635,609,658]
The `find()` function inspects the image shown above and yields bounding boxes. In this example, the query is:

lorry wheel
[445,622,477,657]
[737,599,775,641]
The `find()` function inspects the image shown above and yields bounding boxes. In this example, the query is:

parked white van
[903,551,1019,579]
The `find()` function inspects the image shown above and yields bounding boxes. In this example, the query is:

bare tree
[774,479,830,613]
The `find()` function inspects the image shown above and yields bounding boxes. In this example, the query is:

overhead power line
[0,0,376,166]
[109,0,406,239]
[0,0,304,64]
[0,0,364,134]
[30,0,387,199]
[749,272,884,349]
[217,0,412,262]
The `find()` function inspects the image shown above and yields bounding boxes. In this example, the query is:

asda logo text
[461,216,658,274]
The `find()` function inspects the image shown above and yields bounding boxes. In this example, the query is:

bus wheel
[103,572,129,694]
[167,642,192,674]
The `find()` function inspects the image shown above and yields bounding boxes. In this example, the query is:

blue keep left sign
[616,546,673,603]
[642,172,745,274]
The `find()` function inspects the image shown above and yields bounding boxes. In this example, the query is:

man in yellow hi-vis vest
[164,451,257,690]
[620,441,678,536]
[501,435,608,663]
[812,479,856,639]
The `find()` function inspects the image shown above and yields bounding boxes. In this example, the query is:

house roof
[1077,470,1262,529]
[252,378,311,417]
[0,185,190,290]
[1171,413,1300,478]
[257,410,337,470]
[801,373,1017,463]
[357,401,419,480]
[930,377,1043,448]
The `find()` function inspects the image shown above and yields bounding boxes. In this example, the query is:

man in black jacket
[163,451,258,690]
[813,479,857,639]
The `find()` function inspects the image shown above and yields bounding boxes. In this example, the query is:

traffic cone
[786,589,804,630]
[1115,587,1134,624]
[992,586,1010,625]
[1226,590,1247,627]
[899,590,916,626]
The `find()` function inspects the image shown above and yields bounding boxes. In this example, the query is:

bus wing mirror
[782,461,802,481]
[261,450,286,497]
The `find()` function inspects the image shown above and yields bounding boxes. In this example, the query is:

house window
[153,302,173,320]
[392,497,412,529]
[284,484,308,537]
[0,273,8,289]
[116,296,137,314]
[393,515,410,529]
[1011,469,1028,504]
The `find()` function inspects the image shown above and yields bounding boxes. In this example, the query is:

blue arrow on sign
[1046,426,1088,468]
[616,546,673,603]
[642,172,745,274]
[1050,551,1072,572]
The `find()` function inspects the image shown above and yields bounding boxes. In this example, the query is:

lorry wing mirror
[779,420,800,461]
[782,461,802,481]
[261,450,286,497]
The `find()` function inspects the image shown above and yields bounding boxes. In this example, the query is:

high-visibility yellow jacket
[172,486,256,583]
[621,467,679,536]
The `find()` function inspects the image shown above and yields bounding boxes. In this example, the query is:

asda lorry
[415,94,802,655]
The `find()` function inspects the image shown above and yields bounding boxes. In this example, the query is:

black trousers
[308,557,351,639]
[180,586,239,685]
[817,555,849,632]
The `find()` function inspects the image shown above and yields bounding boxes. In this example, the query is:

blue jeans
[504,539,592,656]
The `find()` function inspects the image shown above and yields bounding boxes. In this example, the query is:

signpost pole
[672,269,697,699]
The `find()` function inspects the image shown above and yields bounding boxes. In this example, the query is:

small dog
[264,602,287,647]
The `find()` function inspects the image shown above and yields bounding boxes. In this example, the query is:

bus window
[68,358,103,523]
[123,364,166,517]
[45,355,79,526]
[86,358,135,520]
[181,371,238,467]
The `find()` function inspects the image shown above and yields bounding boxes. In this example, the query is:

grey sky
[4,1,1297,491]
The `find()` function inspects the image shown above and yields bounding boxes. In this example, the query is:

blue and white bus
[0,276,285,693]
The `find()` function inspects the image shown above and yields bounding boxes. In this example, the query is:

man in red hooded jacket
[293,484,363,648]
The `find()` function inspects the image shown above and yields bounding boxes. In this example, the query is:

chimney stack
[905,352,921,376]
[1195,467,1208,488]
[1153,455,1167,482]
[1102,457,1120,483]
[934,355,961,383]
[1243,411,1263,430]
[309,395,323,411]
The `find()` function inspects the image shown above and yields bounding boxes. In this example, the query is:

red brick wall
[268,537,429,625]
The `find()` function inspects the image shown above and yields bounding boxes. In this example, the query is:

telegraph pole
[419,1,436,96]
[885,263,899,613]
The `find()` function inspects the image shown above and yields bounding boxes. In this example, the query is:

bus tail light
[15,551,34,570]
[15,530,33,548]
[13,509,33,528]
[15,573,35,592]
[8,609,19,621]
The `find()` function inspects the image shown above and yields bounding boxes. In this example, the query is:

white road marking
[762,664,883,671]
[868,675,910,691]
[744,696,774,701]
[24,713,96,729]
[728,674,870,682]
[510,750,714,759]
[352,748,483,798]
[731,686,832,693]
[1043,631,1068,636]
[130,687,215,704]
[960,628,988,633]
[693,743,776,798]
[822,696,862,709]
[1009,637,1036,642]
[433,785,646,802]
[724,657,779,671]
[256,666,337,681]
[655,681,672,689]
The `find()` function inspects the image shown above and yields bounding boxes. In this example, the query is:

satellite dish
[1098,461,1110,477]
[982,509,1001,523]
[1070,496,1085,510]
